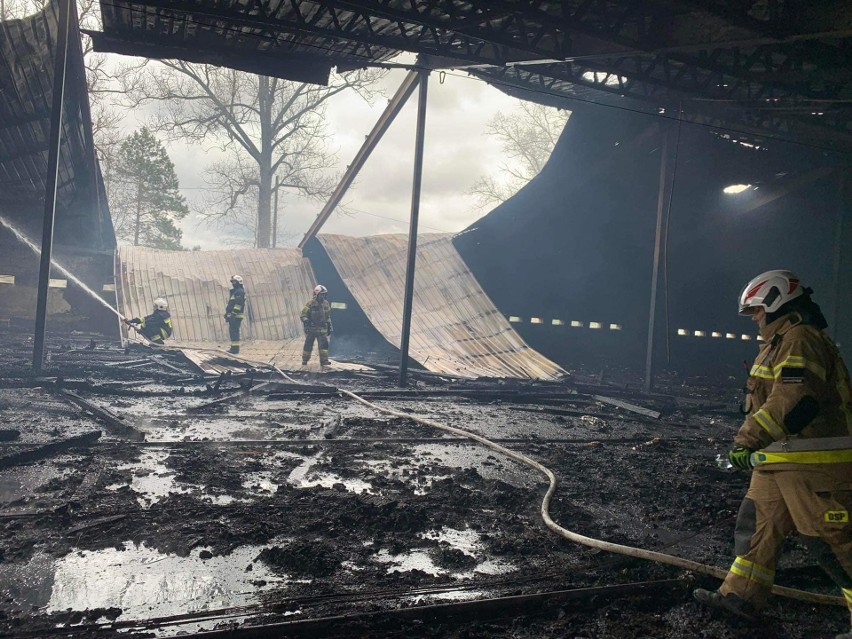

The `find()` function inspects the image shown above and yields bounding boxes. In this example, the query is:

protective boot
[228,346,240,354]
[693,588,758,621]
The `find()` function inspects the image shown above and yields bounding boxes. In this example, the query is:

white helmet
[231,274,243,285]
[313,284,327,297]
[738,270,803,315]
[153,297,168,311]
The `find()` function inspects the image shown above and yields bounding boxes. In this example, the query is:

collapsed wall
[454,104,850,375]
[116,246,320,370]
[311,233,565,380]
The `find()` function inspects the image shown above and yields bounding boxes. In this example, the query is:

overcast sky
[129,66,531,250]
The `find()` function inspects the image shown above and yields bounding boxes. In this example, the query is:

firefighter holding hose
[123,297,173,345]
[694,270,852,638]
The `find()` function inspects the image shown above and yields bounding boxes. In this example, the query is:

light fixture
[723,184,751,194]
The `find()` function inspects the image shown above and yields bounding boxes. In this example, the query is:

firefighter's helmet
[153,297,169,311]
[231,274,243,285]
[313,285,327,297]
[738,270,803,315]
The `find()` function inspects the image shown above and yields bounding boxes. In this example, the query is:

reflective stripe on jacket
[737,312,852,469]
[136,310,173,344]
[300,299,332,332]
[225,286,246,319]
[751,436,852,466]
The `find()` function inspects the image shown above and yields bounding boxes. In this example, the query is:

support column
[832,170,852,351]
[643,126,675,394]
[399,67,429,387]
[33,0,72,372]
[272,175,279,248]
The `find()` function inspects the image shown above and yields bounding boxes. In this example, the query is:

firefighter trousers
[228,318,242,349]
[719,464,852,615]
[303,331,329,365]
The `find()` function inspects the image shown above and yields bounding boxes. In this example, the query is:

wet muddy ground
[0,331,846,638]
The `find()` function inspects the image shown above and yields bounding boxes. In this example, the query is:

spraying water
[0,214,124,320]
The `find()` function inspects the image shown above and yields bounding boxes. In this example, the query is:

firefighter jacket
[131,309,173,344]
[737,311,852,470]
[300,299,332,334]
[225,285,246,320]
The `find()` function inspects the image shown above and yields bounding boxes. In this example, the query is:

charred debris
[0,329,846,639]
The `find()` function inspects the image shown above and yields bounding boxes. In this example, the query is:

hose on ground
[338,389,843,608]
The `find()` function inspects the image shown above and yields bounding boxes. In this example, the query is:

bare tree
[469,101,570,208]
[122,63,385,248]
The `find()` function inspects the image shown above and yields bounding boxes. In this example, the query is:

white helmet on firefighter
[738,270,803,315]
[230,274,243,285]
[153,297,169,311]
[313,284,327,297]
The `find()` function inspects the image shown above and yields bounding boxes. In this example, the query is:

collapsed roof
[90,0,852,152]
[0,0,113,251]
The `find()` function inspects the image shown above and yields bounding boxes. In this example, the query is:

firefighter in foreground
[693,270,852,638]
[224,274,246,354]
[124,297,173,345]
[300,285,332,369]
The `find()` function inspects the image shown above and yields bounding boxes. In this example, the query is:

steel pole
[643,127,673,394]
[830,171,847,340]
[33,0,72,372]
[399,68,429,387]
[272,175,279,248]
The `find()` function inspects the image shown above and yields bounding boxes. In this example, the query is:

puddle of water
[0,543,287,632]
[112,449,192,509]
[287,453,373,495]
[372,546,513,580]
[242,470,278,495]
[419,527,480,556]
[374,548,442,576]
[47,543,284,619]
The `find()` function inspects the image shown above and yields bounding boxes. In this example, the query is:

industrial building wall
[454,104,850,376]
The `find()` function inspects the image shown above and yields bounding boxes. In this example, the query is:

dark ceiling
[89,0,852,153]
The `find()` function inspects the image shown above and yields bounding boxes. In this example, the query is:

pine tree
[110,128,189,249]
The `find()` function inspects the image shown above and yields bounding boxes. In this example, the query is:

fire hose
[337,388,844,607]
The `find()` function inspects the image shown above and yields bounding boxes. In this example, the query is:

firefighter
[300,285,332,369]
[124,298,173,345]
[224,274,246,354]
[693,270,852,638]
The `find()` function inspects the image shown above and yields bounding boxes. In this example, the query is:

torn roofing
[316,233,565,380]
[0,0,113,250]
[89,1,852,150]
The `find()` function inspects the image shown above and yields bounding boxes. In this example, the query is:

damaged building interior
[0,1,851,638]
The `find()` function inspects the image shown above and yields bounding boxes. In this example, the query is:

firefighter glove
[126,318,140,325]
[728,446,754,470]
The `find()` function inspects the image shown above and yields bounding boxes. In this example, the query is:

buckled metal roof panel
[317,233,565,380]
[0,0,113,250]
[117,245,323,370]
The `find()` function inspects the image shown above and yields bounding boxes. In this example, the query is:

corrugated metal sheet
[116,245,356,372]
[0,0,113,250]
[317,233,565,380]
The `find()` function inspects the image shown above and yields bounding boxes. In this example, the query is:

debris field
[0,331,845,638]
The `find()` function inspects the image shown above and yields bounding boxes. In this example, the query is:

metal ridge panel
[116,246,321,370]
[317,233,565,380]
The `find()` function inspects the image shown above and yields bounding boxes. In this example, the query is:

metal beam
[644,125,676,394]
[398,68,429,388]
[33,0,72,373]
[299,70,420,248]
